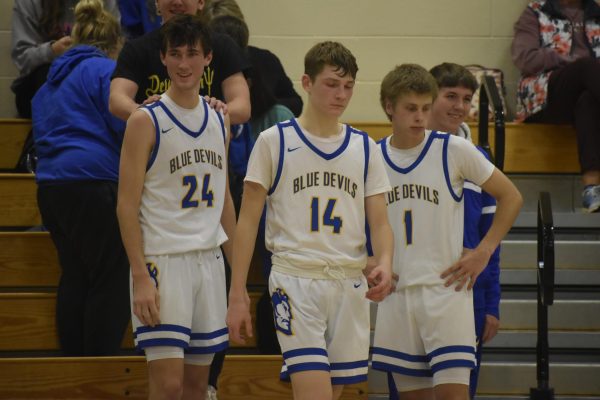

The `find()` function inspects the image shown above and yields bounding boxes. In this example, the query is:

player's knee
[433,382,469,400]
[154,375,184,400]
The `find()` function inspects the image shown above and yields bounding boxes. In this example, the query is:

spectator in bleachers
[210,15,297,138]
[511,0,600,213]
[10,0,120,118]
[31,0,130,356]
[109,0,251,125]
[429,63,501,399]
[205,0,303,117]
[118,0,161,39]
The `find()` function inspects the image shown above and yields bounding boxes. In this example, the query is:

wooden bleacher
[0,355,367,399]
[0,290,262,351]
[0,118,30,170]
[0,117,578,398]
[0,233,369,399]
[0,230,263,350]
[0,118,580,175]
[0,173,40,227]
[350,121,579,174]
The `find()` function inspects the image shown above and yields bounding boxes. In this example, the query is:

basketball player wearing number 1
[117,15,236,400]
[370,64,522,400]
[226,41,394,400]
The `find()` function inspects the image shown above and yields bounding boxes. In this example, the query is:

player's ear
[160,51,167,66]
[301,74,312,92]
[385,100,394,117]
[204,50,213,65]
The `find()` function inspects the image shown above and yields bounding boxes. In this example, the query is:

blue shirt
[32,45,125,183]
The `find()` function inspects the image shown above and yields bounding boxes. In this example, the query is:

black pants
[37,181,131,356]
[12,64,51,118]
[527,58,600,173]
[208,256,230,388]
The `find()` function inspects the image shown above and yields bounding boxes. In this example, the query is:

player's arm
[479,199,501,343]
[109,77,142,121]
[116,110,160,327]
[364,193,394,302]
[226,180,266,343]
[221,72,251,125]
[442,168,522,290]
[220,114,236,265]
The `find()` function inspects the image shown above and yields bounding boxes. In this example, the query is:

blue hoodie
[32,45,125,183]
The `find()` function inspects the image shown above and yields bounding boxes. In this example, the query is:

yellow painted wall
[0,0,529,120]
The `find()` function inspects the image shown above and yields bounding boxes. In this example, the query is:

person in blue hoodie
[32,0,129,356]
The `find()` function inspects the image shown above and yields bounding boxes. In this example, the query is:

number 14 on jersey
[310,197,343,234]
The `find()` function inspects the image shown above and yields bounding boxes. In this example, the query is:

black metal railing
[530,191,555,400]
[477,74,506,170]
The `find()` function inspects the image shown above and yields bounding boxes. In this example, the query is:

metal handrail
[477,74,506,170]
[530,191,555,400]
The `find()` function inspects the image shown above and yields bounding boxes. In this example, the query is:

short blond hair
[380,64,438,121]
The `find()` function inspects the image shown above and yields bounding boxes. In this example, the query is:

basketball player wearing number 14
[117,15,236,399]
[227,41,394,400]
[371,64,522,400]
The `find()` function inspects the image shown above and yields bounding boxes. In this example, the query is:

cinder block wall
[0,0,19,117]
[238,0,529,122]
[0,0,529,121]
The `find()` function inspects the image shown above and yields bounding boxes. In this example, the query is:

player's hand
[204,96,228,115]
[363,257,398,294]
[226,289,253,344]
[365,262,393,302]
[51,36,73,56]
[141,94,161,105]
[482,314,500,343]
[441,247,490,291]
[132,274,160,327]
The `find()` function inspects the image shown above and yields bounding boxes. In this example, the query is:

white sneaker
[206,385,218,400]
[582,185,600,213]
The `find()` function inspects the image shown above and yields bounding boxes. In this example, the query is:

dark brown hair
[39,0,67,39]
[304,41,358,81]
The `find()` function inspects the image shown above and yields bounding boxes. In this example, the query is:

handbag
[464,64,507,121]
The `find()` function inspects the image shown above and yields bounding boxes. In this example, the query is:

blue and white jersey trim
[482,205,497,214]
[464,180,482,194]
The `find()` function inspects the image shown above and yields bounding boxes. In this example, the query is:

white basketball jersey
[139,95,228,256]
[265,120,372,278]
[380,131,464,288]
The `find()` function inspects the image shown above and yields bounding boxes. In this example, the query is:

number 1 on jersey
[404,210,413,245]
[311,197,342,234]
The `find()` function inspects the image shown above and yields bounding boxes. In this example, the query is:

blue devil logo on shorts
[146,262,159,288]
[271,288,293,335]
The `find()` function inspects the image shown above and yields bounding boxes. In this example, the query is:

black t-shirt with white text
[112,27,249,104]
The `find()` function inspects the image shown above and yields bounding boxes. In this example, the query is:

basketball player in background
[116,15,236,400]
[226,41,394,400]
[428,62,502,399]
[370,64,522,400]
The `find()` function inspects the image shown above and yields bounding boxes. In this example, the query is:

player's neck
[428,119,458,136]
[165,86,200,110]
[297,107,341,138]
[390,129,426,150]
